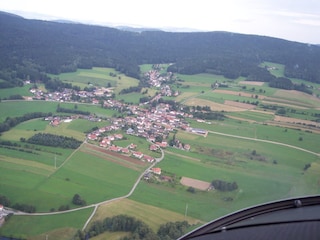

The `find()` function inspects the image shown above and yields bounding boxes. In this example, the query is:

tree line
[211,179,239,192]
[27,133,82,149]
[0,194,36,213]
[73,214,190,240]
[56,105,90,116]
[0,112,52,133]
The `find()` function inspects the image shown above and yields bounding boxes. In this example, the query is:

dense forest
[1,11,320,89]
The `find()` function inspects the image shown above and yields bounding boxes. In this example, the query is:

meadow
[0,143,143,213]
[0,84,33,99]
[0,65,319,239]
[51,67,139,94]
[0,208,93,240]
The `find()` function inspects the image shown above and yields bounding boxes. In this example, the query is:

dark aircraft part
[179,195,320,240]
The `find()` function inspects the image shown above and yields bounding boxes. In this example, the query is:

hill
[0,11,320,89]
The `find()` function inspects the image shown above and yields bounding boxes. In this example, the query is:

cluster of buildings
[144,68,174,87]
[28,85,113,104]
[85,102,196,162]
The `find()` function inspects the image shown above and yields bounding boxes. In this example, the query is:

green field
[0,208,93,240]
[0,84,33,99]
[0,100,117,122]
[0,143,143,213]
[49,67,119,88]
[51,67,139,94]
[226,111,274,122]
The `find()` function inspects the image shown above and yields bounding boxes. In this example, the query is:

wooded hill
[1,11,320,88]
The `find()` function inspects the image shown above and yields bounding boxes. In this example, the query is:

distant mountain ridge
[0,11,319,86]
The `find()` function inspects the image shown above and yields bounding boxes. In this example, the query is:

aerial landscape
[0,1,320,239]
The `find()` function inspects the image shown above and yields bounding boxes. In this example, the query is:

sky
[1,0,320,44]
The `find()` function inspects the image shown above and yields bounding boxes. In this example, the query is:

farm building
[152,168,162,175]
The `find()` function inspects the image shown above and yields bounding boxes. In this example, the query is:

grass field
[226,110,274,122]
[0,85,33,99]
[188,118,320,153]
[0,143,143,212]
[90,199,202,232]
[0,208,93,240]
[50,67,119,89]
[50,67,140,95]
[0,100,117,122]
[130,141,319,222]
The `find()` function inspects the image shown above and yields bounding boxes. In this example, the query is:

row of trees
[211,180,239,192]
[27,133,82,149]
[74,214,190,240]
[0,112,51,133]
[193,111,225,121]
[56,105,90,116]
[269,77,313,94]
[0,195,36,213]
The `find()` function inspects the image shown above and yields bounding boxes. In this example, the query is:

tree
[72,194,86,206]
[187,187,196,193]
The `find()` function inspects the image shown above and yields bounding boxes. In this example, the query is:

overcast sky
[1,0,320,44]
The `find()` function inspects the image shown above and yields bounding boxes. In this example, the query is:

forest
[27,133,82,149]
[1,11,320,89]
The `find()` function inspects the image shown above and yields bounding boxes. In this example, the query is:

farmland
[0,64,320,239]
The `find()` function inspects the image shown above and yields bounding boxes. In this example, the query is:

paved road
[207,130,320,157]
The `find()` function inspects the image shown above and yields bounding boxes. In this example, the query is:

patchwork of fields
[0,64,320,239]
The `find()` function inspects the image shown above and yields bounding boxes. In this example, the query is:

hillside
[0,11,320,88]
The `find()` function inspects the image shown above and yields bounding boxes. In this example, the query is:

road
[207,130,320,157]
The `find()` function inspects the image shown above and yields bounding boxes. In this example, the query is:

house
[156,141,168,148]
[184,144,191,151]
[51,119,60,127]
[126,128,135,135]
[121,148,130,154]
[109,145,121,152]
[88,133,98,140]
[100,138,111,147]
[129,143,137,149]
[143,155,155,163]
[151,168,161,175]
[149,144,159,151]
[132,151,144,159]
[114,134,123,139]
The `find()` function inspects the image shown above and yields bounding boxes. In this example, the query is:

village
[30,67,209,181]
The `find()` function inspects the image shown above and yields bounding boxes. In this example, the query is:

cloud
[294,19,320,27]
[270,10,320,27]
